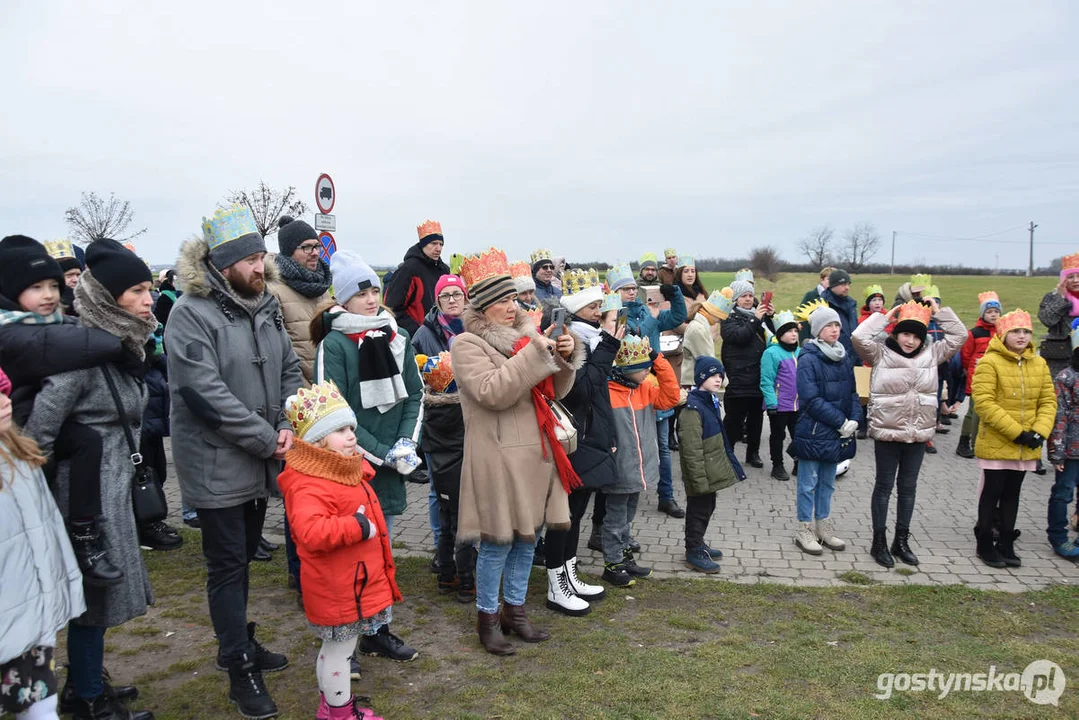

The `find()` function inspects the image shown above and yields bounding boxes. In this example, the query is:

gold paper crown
[530,248,553,265]
[564,268,601,295]
[978,291,1000,306]
[285,381,353,440]
[459,247,510,289]
[996,309,1032,335]
[44,239,76,260]
[909,273,932,291]
[417,219,442,240]
[664,248,678,258]
[508,261,532,280]
[1062,254,1079,272]
[615,335,653,368]
[864,284,884,301]
[415,352,456,393]
[896,300,932,327]
[795,298,830,322]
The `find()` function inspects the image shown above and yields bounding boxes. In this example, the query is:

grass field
[695,272,1052,327]
[61,533,1079,719]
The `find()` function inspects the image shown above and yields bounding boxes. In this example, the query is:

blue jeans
[656,417,673,502]
[67,624,106,700]
[385,514,396,536]
[475,537,536,614]
[1047,460,1079,548]
[796,459,837,522]
[181,502,198,522]
[427,454,440,553]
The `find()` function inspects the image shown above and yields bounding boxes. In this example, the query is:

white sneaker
[816,517,846,551]
[563,557,606,601]
[545,568,591,616]
[795,522,823,555]
[836,459,851,477]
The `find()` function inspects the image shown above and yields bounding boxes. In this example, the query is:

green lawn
[66,531,1079,719]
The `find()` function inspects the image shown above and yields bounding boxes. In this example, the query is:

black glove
[1014,430,1036,447]
[1026,432,1045,450]
[649,349,660,363]
[354,512,375,540]
[659,284,678,302]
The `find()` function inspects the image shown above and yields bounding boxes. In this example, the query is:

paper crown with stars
[415,352,457,393]
[530,248,553,265]
[772,309,798,335]
[701,287,734,321]
[600,292,622,313]
[734,268,754,284]
[284,381,356,443]
[44,239,76,260]
[202,205,259,251]
[606,263,636,292]
[614,334,653,370]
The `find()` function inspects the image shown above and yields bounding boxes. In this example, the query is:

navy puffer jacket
[793,341,862,463]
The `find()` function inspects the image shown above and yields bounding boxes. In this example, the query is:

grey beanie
[809,305,842,338]
[730,279,754,300]
[331,251,380,304]
[277,215,317,258]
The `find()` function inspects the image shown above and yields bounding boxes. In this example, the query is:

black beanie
[893,319,928,342]
[0,235,64,302]
[85,239,152,299]
[277,216,317,258]
[57,256,82,273]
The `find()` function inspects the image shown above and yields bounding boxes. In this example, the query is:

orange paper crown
[524,306,543,329]
[896,300,932,327]
[978,291,1000,306]
[417,219,442,240]
[996,309,1032,335]
[508,261,531,280]
[1062,253,1079,272]
[415,352,456,393]
[459,247,510,289]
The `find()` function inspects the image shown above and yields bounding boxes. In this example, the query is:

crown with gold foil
[864,284,884,302]
[606,263,636,291]
[44,239,76,260]
[417,219,442,240]
[285,380,356,442]
[734,268,754,284]
[1062,253,1079,274]
[203,205,259,251]
[772,309,798,334]
[702,288,735,321]
[639,252,659,269]
[795,298,830,322]
[509,261,531,280]
[664,248,678,259]
[909,273,932,292]
[415,352,457,393]
[896,300,932,327]
[678,255,696,269]
[600,292,622,313]
[524,306,544,329]
[530,248,553,265]
[996,309,1032,335]
[563,268,601,296]
[923,285,941,300]
[459,247,510,289]
[615,334,653,368]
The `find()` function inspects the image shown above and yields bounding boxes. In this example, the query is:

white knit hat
[331,251,380,304]
[560,285,605,315]
[513,275,536,293]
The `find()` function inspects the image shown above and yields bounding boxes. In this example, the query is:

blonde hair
[0,427,47,490]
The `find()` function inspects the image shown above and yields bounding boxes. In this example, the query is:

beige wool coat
[451,306,584,544]
[267,267,331,384]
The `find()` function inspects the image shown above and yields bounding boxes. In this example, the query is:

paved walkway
[162,399,1078,593]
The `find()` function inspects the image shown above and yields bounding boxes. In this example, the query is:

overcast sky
[3,1,1077,269]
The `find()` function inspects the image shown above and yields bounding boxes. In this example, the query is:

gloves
[354,505,378,540]
[649,349,660,363]
[385,437,418,465]
[659,284,677,302]
[839,419,859,438]
[1014,431,1038,448]
[394,451,421,476]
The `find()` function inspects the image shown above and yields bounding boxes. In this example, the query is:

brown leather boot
[499,602,550,643]
[476,611,516,656]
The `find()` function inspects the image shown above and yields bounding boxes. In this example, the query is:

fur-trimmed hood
[424,389,461,407]
[460,306,585,370]
[175,236,279,300]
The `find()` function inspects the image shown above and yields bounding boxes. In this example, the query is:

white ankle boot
[795,522,823,555]
[563,557,606,600]
[816,517,846,551]
[546,567,591,616]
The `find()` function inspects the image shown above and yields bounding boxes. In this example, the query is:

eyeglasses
[539,264,554,271]
[438,292,465,302]
[297,243,322,255]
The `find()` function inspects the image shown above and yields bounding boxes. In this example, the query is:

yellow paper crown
[924,285,941,300]
[564,268,601,295]
[459,247,510,289]
[203,204,259,250]
[530,248,553,265]
[795,298,830,322]
[417,219,442,240]
[896,300,932,327]
[1062,253,1079,272]
[285,381,354,440]
[44,239,76,260]
[909,273,932,291]
[615,335,653,368]
[663,248,678,259]
[864,284,884,302]
[508,261,531,280]
[996,309,1032,335]
[415,352,456,393]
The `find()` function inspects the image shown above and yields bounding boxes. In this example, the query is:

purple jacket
[760,341,799,412]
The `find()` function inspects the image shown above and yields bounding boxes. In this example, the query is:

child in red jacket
[280,381,401,720]
[956,291,1001,458]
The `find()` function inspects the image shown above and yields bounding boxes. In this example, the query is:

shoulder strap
[100,366,143,466]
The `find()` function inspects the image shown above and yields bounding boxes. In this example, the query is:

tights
[316,637,357,708]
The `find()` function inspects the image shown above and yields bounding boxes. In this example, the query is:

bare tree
[221,182,310,237]
[841,222,882,272]
[65,191,148,246]
[797,225,834,268]
[749,246,783,282]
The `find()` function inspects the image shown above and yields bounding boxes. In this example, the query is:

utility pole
[890,231,896,275]
[1027,221,1037,277]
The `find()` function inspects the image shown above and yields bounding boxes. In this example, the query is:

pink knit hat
[434,274,467,300]
[0,367,10,397]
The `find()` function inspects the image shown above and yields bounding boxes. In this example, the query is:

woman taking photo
[27,239,158,720]
[451,248,582,655]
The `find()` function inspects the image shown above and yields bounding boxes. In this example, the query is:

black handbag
[102,366,168,524]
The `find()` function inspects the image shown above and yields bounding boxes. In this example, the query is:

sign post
[315,173,336,260]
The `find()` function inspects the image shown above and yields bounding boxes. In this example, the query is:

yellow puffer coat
[971,335,1056,461]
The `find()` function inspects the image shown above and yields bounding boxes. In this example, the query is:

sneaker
[359,625,417,662]
[925,441,937,454]
[429,556,441,574]
[602,562,635,587]
[621,549,652,577]
[935,422,950,434]
[836,459,851,477]
[138,520,183,551]
[770,464,790,481]
[795,522,823,555]
[684,546,720,573]
[1053,540,1079,559]
[227,653,278,720]
[626,537,641,553]
[815,517,846,551]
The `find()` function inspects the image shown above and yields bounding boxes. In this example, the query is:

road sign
[315,213,336,232]
[318,231,336,262]
[315,173,335,214]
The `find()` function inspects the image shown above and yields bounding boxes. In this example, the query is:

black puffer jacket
[419,390,464,499]
[561,326,620,489]
[142,350,170,438]
[384,243,450,337]
[720,310,767,399]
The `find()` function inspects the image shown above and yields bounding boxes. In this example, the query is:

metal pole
[1027,221,1037,277]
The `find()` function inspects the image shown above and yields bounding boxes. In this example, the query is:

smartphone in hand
[615,307,628,334]
[550,307,567,338]
[762,291,773,307]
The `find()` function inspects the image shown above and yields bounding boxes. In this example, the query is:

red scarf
[511,336,582,495]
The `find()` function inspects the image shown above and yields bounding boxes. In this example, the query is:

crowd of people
[2,215,1079,720]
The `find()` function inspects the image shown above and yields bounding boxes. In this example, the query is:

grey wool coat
[26,361,153,628]
[166,238,304,510]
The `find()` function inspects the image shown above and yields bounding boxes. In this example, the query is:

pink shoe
[325,696,383,720]
[316,692,331,719]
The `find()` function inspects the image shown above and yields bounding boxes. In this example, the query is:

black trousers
[724,395,764,458]
[196,498,267,666]
[138,433,168,487]
[768,411,797,467]
[684,492,717,550]
[977,469,1025,537]
[591,490,607,530]
[871,441,926,532]
[54,421,103,521]
[436,487,475,585]
[545,488,594,569]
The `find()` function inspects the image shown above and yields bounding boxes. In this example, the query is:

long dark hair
[677,266,707,300]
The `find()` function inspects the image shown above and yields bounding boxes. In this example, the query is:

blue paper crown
[734,268,754,283]
[678,255,696,268]
[606,263,636,291]
[1071,318,1079,351]
[600,292,622,313]
[203,205,260,250]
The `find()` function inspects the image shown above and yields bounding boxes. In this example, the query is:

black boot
[870,529,894,568]
[60,667,138,714]
[532,536,546,567]
[746,452,764,469]
[976,530,1006,568]
[69,520,124,587]
[770,464,790,481]
[70,693,153,720]
[955,435,975,458]
[227,653,278,720]
[996,536,1021,567]
[586,527,603,553]
[891,527,919,566]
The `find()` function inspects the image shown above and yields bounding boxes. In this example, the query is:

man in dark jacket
[384,219,450,336]
[166,207,303,720]
[798,266,833,343]
[531,249,562,306]
[819,268,859,360]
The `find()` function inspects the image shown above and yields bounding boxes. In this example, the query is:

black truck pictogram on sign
[320,187,333,201]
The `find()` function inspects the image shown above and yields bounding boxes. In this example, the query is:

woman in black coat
[719,281,773,469]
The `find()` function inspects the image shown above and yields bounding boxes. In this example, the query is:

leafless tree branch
[221,181,310,237]
[64,191,148,246]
